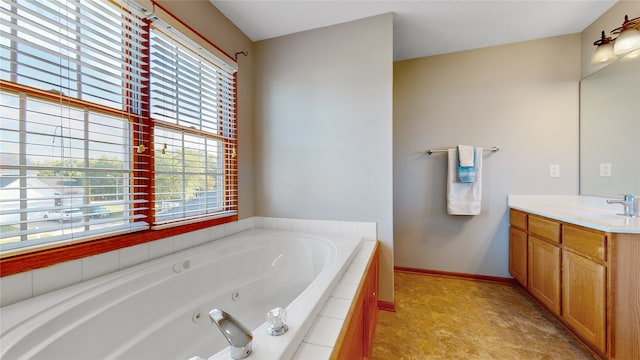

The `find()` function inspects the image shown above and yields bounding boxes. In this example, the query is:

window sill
[0,214,237,277]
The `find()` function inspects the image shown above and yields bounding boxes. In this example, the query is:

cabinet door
[364,251,379,359]
[562,251,606,353]
[509,227,528,286]
[528,236,561,315]
[333,244,379,360]
[336,298,365,360]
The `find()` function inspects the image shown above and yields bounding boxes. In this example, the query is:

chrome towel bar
[426,146,500,155]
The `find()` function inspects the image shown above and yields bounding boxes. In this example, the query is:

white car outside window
[43,209,83,223]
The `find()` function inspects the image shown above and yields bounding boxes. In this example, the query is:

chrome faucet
[607,194,636,217]
[209,309,253,359]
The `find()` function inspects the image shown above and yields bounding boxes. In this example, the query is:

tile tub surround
[508,195,640,233]
[293,240,378,360]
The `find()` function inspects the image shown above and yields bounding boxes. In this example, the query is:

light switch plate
[549,164,560,178]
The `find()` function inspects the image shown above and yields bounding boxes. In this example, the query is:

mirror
[579,59,640,196]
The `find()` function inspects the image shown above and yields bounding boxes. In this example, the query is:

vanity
[508,195,640,360]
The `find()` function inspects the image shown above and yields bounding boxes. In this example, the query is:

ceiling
[210,0,617,61]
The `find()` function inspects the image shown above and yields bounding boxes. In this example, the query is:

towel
[457,145,475,167]
[447,147,482,215]
[457,145,476,183]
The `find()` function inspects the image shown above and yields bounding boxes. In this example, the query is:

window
[149,26,237,226]
[0,0,237,255]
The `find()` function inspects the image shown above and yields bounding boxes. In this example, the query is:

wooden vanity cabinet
[509,209,640,359]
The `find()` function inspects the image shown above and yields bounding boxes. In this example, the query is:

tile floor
[371,271,596,360]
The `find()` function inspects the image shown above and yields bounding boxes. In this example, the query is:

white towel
[447,147,482,215]
[457,145,475,167]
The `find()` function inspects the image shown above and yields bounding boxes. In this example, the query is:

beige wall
[253,14,395,302]
[581,1,640,78]
[156,0,255,219]
[393,35,581,277]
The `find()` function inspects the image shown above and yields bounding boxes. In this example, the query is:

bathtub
[0,229,363,360]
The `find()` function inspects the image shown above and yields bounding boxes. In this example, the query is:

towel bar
[426,146,499,155]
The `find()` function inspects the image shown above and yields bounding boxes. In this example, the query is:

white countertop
[508,195,640,234]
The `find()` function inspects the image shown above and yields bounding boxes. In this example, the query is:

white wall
[393,35,581,277]
[253,14,395,302]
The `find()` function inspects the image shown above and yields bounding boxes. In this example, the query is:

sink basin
[557,209,628,221]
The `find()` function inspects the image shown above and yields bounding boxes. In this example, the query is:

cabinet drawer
[510,209,528,230]
[563,225,606,263]
[529,215,561,244]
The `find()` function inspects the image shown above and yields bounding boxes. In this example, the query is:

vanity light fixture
[592,14,640,65]
[612,15,640,55]
[591,31,616,65]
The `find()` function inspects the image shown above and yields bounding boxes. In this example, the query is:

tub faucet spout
[209,309,253,359]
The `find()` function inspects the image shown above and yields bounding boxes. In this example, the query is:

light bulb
[621,48,640,61]
[613,15,640,55]
[591,31,617,65]
[614,27,640,55]
[591,42,617,65]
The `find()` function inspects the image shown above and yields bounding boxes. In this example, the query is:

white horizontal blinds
[0,0,148,112]
[150,24,237,225]
[149,28,236,137]
[0,0,149,252]
[0,93,150,250]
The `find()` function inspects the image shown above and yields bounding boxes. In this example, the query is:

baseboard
[377,300,396,312]
[394,266,517,285]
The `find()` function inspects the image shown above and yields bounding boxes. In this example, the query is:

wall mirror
[579,59,640,197]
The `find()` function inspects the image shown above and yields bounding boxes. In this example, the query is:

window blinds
[0,0,150,252]
[0,0,148,111]
[149,25,236,138]
[149,23,237,226]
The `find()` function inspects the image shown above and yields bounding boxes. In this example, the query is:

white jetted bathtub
[0,229,363,360]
